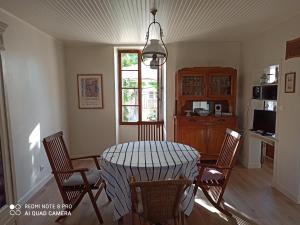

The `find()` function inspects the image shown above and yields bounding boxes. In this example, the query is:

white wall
[65,42,241,147]
[65,44,116,157]
[240,13,300,203]
[0,9,68,202]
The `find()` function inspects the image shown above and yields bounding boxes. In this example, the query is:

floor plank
[17,160,300,225]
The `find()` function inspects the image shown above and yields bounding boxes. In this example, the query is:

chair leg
[104,182,112,202]
[87,189,104,224]
[174,217,178,225]
[118,216,124,225]
[219,199,232,217]
[131,212,134,225]
[215,203,232,217]
[193,183,198,196]
[201,188,232,217]
[181,212,185,225]
[55,193,85,222]
[95,183,105,201]
[139,215,143,225]
[55,208,71,222]
[55,203,77,222]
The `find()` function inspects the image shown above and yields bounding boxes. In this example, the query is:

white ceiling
[0,0,300,44]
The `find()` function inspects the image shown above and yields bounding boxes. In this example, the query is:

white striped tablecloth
[100,141,200,221]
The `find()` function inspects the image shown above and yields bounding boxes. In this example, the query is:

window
[118,49,161,124]
[264,65,279,84]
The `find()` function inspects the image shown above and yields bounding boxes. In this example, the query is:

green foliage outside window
[123,106,129,122]
[121,53,138,68]
[142,81,157,89]
[148,81,158,89]
[123,88,137,104]
[123,78,138,88]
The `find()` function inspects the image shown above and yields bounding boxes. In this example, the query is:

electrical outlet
[39,165,44,172]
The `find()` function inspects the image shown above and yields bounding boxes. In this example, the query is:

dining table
[100,141,200,221]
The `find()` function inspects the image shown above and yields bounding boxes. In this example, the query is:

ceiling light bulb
[150,57,159,69]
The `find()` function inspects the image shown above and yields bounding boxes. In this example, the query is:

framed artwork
[285,72,296,93]
[77,74,103,109]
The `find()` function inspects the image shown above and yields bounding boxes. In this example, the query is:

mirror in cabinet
[209,75,232,96]
[181,74,206,96]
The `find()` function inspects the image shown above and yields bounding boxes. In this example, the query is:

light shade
[142,39,167,59]
[141,7,168,68]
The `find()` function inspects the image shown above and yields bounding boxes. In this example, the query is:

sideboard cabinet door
[178,126,207,154]
[207,126,227,158]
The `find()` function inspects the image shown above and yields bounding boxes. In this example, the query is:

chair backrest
[216,128,242,170]
[130,177,192,223]
[138,121,164,141]
[43,131,73,185]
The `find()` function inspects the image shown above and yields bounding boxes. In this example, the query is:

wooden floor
[18,160,300,225]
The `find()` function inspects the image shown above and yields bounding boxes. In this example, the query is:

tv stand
[246,130,277,168]
[249,130,276,146]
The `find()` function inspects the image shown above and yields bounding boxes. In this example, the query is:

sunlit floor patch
[194,189,258,225]
[194,196,229,221]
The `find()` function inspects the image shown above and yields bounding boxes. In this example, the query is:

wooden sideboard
[174,67,238,160]
[175,115,237,160]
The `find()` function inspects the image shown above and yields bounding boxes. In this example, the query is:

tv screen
[253,110,276,134]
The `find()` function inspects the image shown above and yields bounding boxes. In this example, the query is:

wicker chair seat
[63,169,102,187]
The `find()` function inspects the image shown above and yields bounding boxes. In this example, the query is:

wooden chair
[193,128,242,217]
[42,131,110,224]
[138,121,164,141]
[130,177,192,225]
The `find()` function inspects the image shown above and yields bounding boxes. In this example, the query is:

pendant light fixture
[141,1,168,69]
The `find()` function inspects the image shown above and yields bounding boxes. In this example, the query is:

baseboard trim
[17,173,52,205]
[272,182,300,204]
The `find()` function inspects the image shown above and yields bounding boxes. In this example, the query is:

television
[252,110,276,134]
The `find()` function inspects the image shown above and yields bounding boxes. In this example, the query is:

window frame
[118,49,160,125]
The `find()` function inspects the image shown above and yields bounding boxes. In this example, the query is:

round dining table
[100,141,200,221]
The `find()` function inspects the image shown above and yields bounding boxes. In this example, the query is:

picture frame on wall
[77,74,103,109]
[285,72,296,93]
